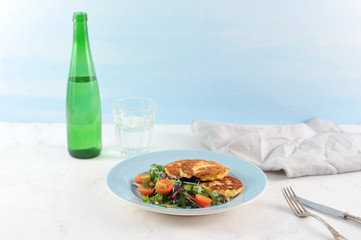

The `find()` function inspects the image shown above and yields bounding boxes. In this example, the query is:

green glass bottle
[66,12,102,159]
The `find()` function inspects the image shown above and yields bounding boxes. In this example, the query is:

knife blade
[297,196,361,225]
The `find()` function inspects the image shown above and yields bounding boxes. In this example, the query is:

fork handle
[310,214,347,240]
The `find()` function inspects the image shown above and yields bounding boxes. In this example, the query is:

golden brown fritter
[165,159,229,181]
[200,176,244,198]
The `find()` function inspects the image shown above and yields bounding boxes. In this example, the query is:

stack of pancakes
[165,159,243,199]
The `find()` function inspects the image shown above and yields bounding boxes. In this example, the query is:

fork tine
[284,187,299,212]
[285,187,303,213]
[288,187,307,213]
[282,187,298,215]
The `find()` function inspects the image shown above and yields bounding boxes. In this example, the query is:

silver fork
[282,187,347,240]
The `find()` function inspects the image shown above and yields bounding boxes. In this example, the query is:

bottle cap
[73,12,87,22]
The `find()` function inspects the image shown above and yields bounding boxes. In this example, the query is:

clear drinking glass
[112,97,157,158]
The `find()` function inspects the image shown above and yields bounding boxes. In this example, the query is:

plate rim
[106,149,268,216]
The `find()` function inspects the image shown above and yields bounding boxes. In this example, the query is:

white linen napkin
[192,119,361,177]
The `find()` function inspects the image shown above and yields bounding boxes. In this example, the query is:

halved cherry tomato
[195,194,212,207]
[185,194,211,207]
[135,174,150,184]
[137,185,155,195]
[156,179,174,194]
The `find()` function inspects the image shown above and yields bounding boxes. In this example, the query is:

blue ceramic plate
[106,150,267,215]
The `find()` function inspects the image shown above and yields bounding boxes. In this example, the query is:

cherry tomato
[135,174,150,184]
[195,194,212,207]
[137,185,155,196]
[156,179,174,194]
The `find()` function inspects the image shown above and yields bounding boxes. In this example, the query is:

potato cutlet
[165,159,229,181]
[200,175,244,198]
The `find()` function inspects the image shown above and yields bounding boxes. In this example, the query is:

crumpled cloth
[192,119,361,177]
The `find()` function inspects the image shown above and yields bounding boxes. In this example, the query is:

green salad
[133,164,226,208]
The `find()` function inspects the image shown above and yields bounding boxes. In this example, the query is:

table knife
[297,196,361,224]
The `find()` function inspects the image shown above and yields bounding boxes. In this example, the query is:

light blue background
[1,0,361,124]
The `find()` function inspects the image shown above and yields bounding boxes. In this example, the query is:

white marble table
[1,122,360,240]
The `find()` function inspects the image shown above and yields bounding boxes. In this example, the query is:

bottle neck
[69,20,96,79]
[73,21,89,48]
